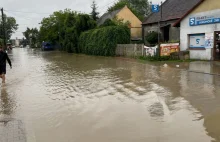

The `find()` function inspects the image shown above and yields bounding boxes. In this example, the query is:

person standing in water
[0,46,12,84]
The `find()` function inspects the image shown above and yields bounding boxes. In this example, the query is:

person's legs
[1,74,5,83]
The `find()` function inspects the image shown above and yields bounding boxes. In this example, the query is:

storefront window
[189,33,205,49]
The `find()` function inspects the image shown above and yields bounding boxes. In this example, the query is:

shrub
[145,31,160,45]
[79,26,130,56]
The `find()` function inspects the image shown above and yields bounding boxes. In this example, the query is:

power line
[4,9,51,15]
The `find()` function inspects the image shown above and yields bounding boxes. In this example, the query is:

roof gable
[116,6,142,27]
[97,9,122,26]
[142,0,202,25]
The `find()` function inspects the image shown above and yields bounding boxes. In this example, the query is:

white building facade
[180,0,220,61]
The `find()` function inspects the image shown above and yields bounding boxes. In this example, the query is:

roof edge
[142,18,180,25]
[173,0,204,27]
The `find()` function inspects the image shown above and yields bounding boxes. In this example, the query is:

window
[189,33,205,49]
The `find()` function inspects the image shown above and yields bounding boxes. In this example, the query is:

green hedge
[78,26,130,56]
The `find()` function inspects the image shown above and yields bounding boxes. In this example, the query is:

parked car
[41,42,54,51]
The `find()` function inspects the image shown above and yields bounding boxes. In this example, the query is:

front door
[214,31,220,60]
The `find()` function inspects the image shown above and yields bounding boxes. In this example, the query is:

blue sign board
[189,16,220,26]
[152,5,159,13]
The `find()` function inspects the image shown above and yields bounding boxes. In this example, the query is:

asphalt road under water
[0,48,220,142]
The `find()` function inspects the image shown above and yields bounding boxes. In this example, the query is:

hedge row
[78,26,130,56]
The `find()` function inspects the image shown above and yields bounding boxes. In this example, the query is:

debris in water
[163,64,168,67]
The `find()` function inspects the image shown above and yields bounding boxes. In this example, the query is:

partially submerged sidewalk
[164,61,220,76]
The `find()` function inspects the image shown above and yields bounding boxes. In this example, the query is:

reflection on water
[0,87,15,116]
[1,48,220,142]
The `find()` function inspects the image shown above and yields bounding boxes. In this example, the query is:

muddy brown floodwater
[0,48,220,142]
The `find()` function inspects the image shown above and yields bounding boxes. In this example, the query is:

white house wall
[180,9,220,60]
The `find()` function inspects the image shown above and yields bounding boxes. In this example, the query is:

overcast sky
[1,0,161,39]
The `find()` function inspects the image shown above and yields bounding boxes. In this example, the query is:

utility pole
[158,1,163,56]
[1,8,6,49]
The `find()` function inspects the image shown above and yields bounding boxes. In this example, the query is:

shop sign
[189,15,220,26]
[189,34,205,48]
[160,43,179,56]
[151,5,159,13]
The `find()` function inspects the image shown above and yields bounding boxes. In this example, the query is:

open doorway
[214,31,220,60]
[163,25,170,42]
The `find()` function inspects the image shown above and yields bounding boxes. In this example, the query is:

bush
[145,31,160,45]
[78,26,130,56]
[100,19,117,27]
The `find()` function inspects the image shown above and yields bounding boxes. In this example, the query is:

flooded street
[1,48,220,142]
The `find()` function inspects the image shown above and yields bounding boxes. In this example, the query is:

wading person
[0,46,12,84]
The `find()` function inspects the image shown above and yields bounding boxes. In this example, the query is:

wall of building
[143,20,180,43]
[169,26,180,41]
[117,6,142,38]
[191,0,220,14]
[180,9,220,60]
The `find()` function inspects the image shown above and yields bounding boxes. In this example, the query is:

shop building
[174,0,220,60]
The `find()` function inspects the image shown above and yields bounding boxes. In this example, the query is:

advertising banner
[160,43,179,56]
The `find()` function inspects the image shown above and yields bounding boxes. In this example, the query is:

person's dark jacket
[0,51,12,67]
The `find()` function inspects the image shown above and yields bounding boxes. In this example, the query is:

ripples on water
[0,49,220,142]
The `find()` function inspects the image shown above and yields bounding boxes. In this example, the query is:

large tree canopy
[108,0,150,20]
[39,9,97,52]
[23,27,39,47]
[0,14,18,40]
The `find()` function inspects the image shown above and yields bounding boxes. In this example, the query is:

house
[173,0,220,61]
[98,6,142,40]
[142,0,201,43]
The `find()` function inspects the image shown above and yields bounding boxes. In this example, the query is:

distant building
[98,6,142,40]
[142,0,201,43]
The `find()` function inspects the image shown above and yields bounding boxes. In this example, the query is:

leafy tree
[39,9,97,52]
[23,27,39,47]
[39,9,72,46]
[63,12,77,53]
[90,1,99,21]
[23,27,31,41]
[100,17,130,27]
[0,14,18,40]
[108,0,150,20]
[20,38,28,47]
